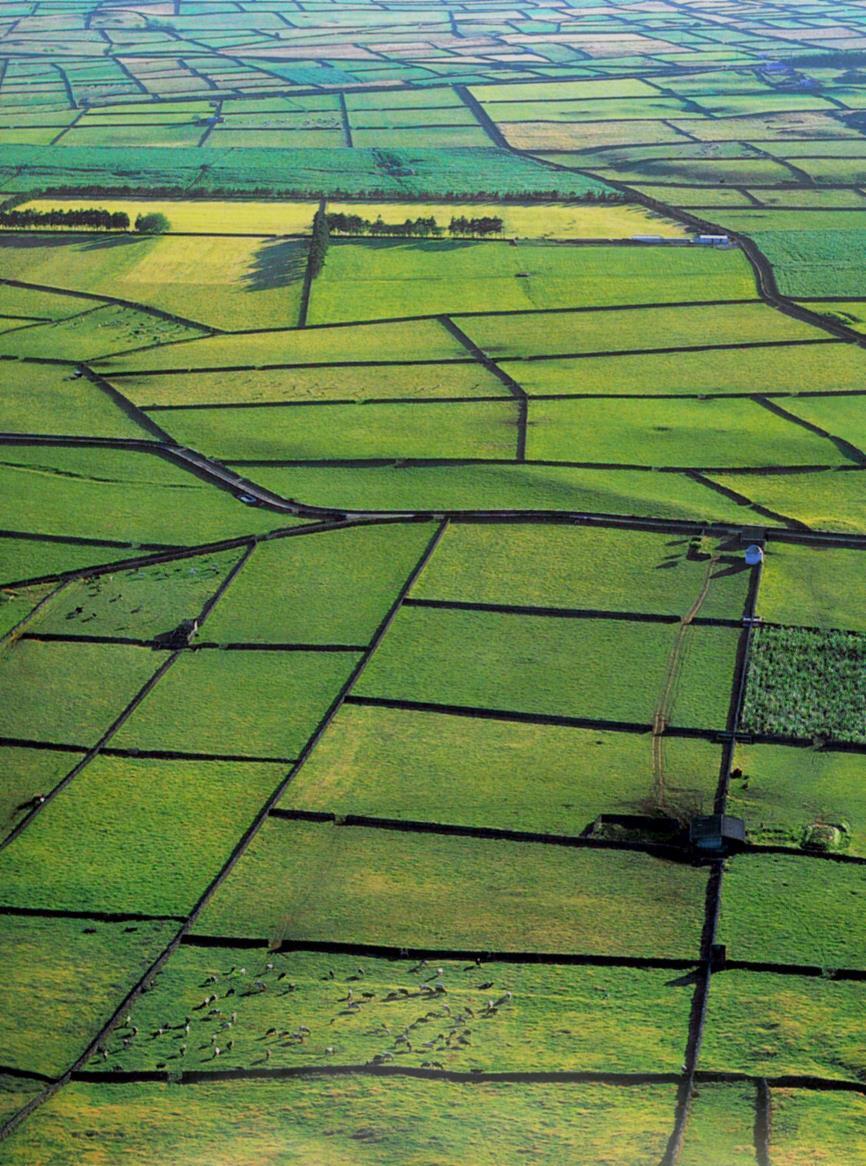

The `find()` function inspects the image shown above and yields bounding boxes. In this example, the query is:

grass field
[770,1090,866,1166]
[113,648,360,759]
[194,818,709,956]
[758,542,866,632]
[0,1077,679,1165]
[0,745,80,843]
[92,946,694,1074]
[0,756,285,916]
[354,605,738,729]
[679,1083,759,1166]
[730,742,866,855]
[413,523,750,619]
[0,362,148,438]
[709,469,866,534]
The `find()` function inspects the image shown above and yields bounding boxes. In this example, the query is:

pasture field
[91,948,694,1075]
[412,523,751,619]
[283,704,722,830]
[741,625,866,743]
[757,542,866,632]
[239,461,764,521]
[0,915,177,1077]
[353,605,739,729]
[730,743,866,856]
[458,301,813,360]
[0,639,161,746]
[113,648,361,759]
[119,360,506,407]
[307,241,756,323]
[202,523,433,645]
[193,818,709,957]
[709,468,866,534]
[5,0,866,1158]
[0,1078,679,1166]
[0,445,286,544]
[718,853,866,969]
[157,399,521,461]
[526,396,841,468]
[701,971,866,1081]
[502,341,866,396]
[0,756,285,916]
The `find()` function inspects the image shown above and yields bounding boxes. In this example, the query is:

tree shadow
[244,238,308,292]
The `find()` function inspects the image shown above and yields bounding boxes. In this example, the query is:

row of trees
[0,208,171,233]
[308,206,330,278]
[324,212,504,238]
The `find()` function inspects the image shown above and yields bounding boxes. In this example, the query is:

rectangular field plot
[708,468,866,535]
[0,362,147,438]
[758,541,866,633]
[784,394,866,457]
[504,342,866,398]
[113,648,360,759]
[413,523,750,619]
[97,317,467,373]
[98,946,694,1075]
[158,399,521,461]
[0,744,80,844]
[203,524,433,646]
[0,915,176,1077]
[0,755,284,916]
[31,551,244,641]
[526,397,840,468]
[0,233,309,331]
[769,1090,866,1166]
[122,361,505,407]
[306,240,757,325]
[702,970,866,1082]
[679,1083,760,1166]
[194,818,709,957]
[741,625,866,744]
[730,743,866,856]
[240,462,761,524]
[284,704,721,832]
[0,639,160,746]
[0,445,286,545]
[458,302,813,360]
[0,1077,679,1166]
[718,852,866,969]
[353,606,738,730]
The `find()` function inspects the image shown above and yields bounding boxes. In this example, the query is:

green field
[758,541,866,633]
[285,703,722,830]
[194,818,709,956]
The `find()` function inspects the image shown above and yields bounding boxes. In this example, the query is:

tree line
[325,212,505,237]
[0,207,171,233]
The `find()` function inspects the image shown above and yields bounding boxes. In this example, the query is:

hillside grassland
[202,523,433,645]
[307,240,757,324]
[193,818,709,956]
[0,1077,679,1166]
[158,398,522,461]
[120,360,505,407]
[770,1090,866,1166]
[701,970,866,1081]
[0,755,285,916]
[93,947,695,1074]
[0,639,161,746]
[413,523,751,619]
[0,537,140,588]
[0,362,146,438]
[730,742,866,855]
[0,445,288,545]
[354,606,738,729]
[503,341,866,397]
[0,915,177,1077]
[758,542,866,633]
[284,703,722,829]
[0,745,80,843]
[709,468,866,534]
[784,394,866,455]
[679,1084,759,1166]
[113,648,361,758]
[525,396,840,467]
[240,462,760,522]
[718,853,866,969]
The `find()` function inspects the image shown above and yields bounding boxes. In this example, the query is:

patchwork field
[2,0,865,1161]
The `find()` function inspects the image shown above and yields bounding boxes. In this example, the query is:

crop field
[4,0,866,1162]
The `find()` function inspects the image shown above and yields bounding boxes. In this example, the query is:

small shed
[689,814,746,854]
[696,234,730,246]
[744,544,764,566]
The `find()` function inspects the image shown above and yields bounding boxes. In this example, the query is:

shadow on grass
[244,238,309,292]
